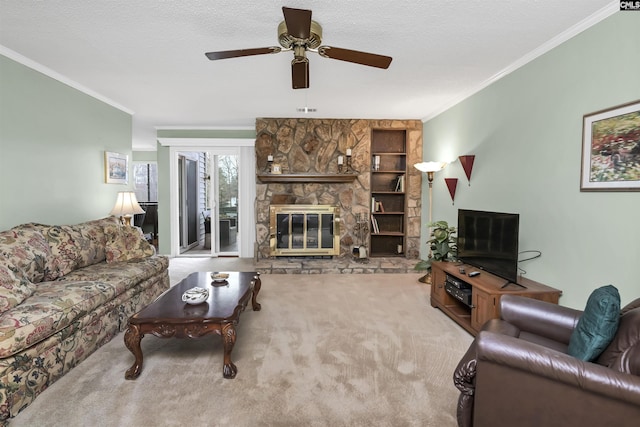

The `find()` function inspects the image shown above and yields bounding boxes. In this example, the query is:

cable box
[446,274,471,290]
[445,282,472,307]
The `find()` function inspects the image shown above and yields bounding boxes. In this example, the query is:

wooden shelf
[370,129,407,257]
[257,174,357,183]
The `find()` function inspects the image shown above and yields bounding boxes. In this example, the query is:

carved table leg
[251,274,262,311]
[221,322,237,379]
[124,324,144,380]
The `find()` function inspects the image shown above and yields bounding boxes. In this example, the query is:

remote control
[468,271,480,277]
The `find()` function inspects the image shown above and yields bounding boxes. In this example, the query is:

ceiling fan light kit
[205,7,392,89]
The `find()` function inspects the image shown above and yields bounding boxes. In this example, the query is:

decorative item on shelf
[414,221,457,283]
[110,191,145,226]
[338,155,344,173]
[458,155,475,186]
[267,154,274,173]
[271,163,282,174]
[413,161,447,283]
[373,155,380,171]
[445,178,458,205]
[345,148,353,173]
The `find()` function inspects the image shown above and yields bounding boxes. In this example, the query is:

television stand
[430,261,562,336]
[501,280,527,289]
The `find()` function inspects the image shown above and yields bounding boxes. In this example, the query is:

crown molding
[422,3,620,122]
[0,45,134,115]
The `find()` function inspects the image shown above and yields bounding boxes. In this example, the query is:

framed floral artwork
[104,151,128,184]
[580,100,640,191]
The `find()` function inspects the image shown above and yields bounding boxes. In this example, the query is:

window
[133,163,158,202]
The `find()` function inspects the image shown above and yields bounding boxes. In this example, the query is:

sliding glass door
[211,153,239,255]
[166,140,255,259]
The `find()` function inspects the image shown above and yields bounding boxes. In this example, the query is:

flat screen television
[457,209,520,284]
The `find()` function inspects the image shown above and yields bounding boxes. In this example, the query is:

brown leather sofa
[453,294,640,427]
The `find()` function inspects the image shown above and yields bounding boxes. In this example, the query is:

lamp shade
[110,191,145,217]
[413,161,446,173]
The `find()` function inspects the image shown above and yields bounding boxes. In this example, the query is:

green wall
[422,12,640,309]
[0,55,133,229]
[132,151,157,162]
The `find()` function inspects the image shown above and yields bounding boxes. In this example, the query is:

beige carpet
[10,272,472,427]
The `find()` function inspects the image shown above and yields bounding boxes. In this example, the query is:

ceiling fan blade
[291,57,309,89]
[205,46,281,61]
[317,46,392,69]
[282,7,312,39]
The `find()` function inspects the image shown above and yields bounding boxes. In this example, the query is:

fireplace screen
[269,205,340,256]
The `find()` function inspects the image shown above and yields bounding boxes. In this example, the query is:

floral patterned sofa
[0,216,169,421]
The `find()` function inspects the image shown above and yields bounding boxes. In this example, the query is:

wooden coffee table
[124,271,261,380]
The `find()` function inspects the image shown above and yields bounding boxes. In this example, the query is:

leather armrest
[499,295,581,344]
[476,331,640,407]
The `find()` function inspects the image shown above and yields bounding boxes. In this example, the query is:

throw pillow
[0,225,50,283]
[568,285,620,362]
[104,224,155,263]
[0,263,35,314]
[41,225,83,281]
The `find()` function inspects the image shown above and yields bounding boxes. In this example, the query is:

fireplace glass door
[270,205,340,256]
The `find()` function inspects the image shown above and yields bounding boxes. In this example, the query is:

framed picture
[104,151,128,184]
[581,100,640,191]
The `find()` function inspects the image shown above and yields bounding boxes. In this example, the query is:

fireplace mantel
[257,173,358,183]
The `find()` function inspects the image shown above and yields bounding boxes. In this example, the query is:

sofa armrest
[473,331,640,426]
[499,295,581,344]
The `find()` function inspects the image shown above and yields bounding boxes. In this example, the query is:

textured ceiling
[0,1,617,149]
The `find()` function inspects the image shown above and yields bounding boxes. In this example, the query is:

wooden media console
[430,261,562,335]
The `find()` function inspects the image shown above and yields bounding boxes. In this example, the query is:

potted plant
[415,221,457,283]
[202,211,211,234]
[202,211,212,249]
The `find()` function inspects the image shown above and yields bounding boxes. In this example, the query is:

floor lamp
[414,161,446,283]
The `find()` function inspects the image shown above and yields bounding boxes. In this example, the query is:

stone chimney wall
[255,118,422,260]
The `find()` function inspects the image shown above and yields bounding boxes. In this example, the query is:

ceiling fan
[205,6,392,89]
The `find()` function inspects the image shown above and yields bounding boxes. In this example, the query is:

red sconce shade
[459,155,475,185]
[445,178,458,205]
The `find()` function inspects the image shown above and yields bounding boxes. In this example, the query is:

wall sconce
[110,191,145,226]
[445,178,458,205]
[458,155,475,186]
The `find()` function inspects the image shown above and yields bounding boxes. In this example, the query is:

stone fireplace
[255,118,423,260]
